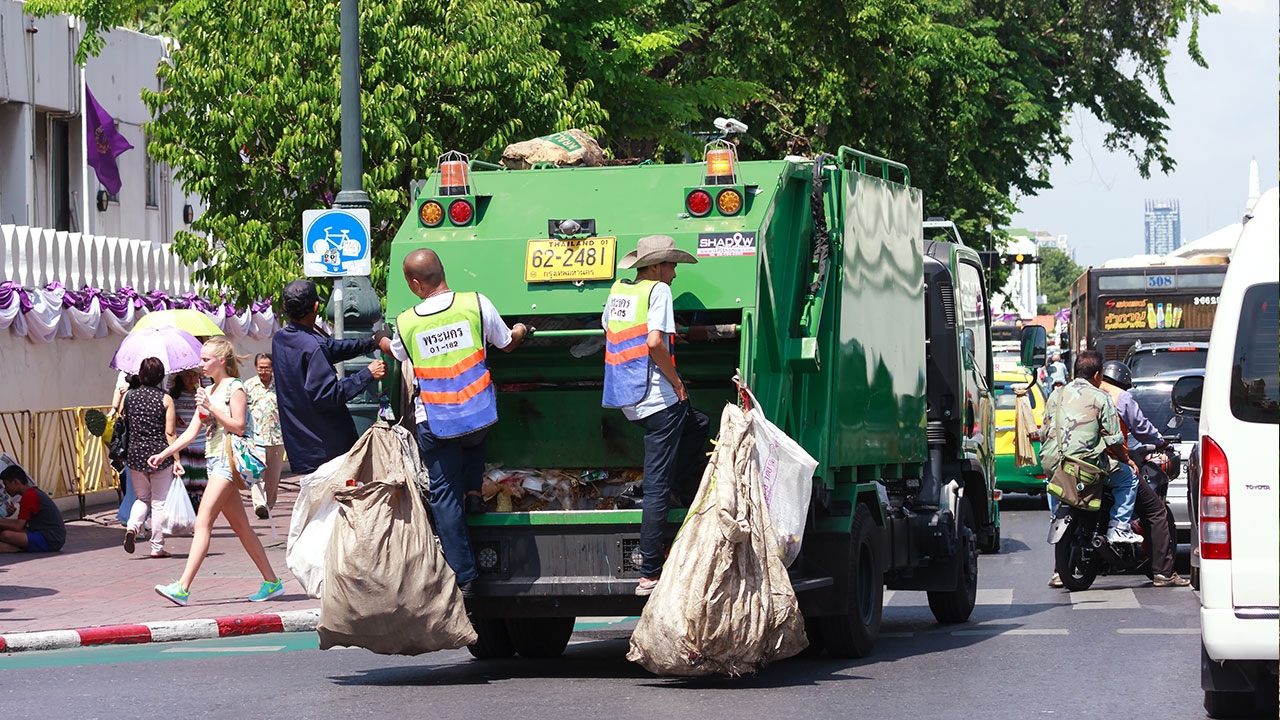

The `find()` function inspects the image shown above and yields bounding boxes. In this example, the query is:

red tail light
[1199,435,1231,560]
[448,199,474,225]
[686,189,712,217]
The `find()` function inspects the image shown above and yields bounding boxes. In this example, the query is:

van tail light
[1199,435,1231,560]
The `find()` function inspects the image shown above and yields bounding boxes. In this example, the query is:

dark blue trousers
[415,422,488,584]
[635,400,710,578]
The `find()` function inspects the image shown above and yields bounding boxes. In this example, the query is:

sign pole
[333,279,345,377]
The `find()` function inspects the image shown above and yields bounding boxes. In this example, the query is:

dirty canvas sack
[743,387,818,568]
[626,403,808,676]
[1013,385,1038,469]
[317,424,476,655]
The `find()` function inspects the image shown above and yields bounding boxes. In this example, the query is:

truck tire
[506,617,575,659]
[820,504,883,658]
[1203,689,1255,718]
[467,617,515,660]
[928,500,978,623]
[980,522,1001,554]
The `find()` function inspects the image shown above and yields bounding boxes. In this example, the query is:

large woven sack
[317,424,477,655]
[626,403,808,676]
[1013,385,1038,468]
[500,129,604,169]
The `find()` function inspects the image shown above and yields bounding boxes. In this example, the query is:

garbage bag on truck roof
[626,403,808,676]
[500,129,604,170]
[316,424,477,655]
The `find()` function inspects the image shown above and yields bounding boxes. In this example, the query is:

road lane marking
[1067,589,1140,609]
[885,589,1013,606]
[951,628,1069,636]
[1116,628,1200,635]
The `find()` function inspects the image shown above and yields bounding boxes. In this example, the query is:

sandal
[150,550,172,559]
[123,530,136,554]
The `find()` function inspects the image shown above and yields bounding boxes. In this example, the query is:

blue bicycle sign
[303,208,371,277]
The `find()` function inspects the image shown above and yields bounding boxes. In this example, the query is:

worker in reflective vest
[381,248,528,592]
[601,235,710,597]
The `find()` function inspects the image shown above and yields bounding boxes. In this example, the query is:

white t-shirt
[390,291,514,425]
[600,281,679,420]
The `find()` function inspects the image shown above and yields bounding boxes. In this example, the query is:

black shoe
[458,580,475,598]
[464,495,487,515]
[123,530,135,554]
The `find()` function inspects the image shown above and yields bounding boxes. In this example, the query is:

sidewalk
[0,471,319,652]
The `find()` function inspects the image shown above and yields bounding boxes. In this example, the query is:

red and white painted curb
[0,608,319,653]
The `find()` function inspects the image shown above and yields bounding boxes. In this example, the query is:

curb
[0,608,319,654]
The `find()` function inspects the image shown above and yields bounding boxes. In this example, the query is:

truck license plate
[524,236,617,283]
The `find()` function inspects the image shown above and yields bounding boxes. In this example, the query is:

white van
[1174,186,1279,718]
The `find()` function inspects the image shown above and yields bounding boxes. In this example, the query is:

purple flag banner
[85,85,134,195]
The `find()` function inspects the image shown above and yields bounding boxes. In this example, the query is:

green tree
[1037,246,1084,314]
[133,0,602,305]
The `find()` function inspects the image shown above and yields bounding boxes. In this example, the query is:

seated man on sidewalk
[0,454,66,553]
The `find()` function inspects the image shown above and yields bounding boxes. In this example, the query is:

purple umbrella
[111,325,204,375]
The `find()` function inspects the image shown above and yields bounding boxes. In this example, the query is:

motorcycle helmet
[1101,360,1132,390]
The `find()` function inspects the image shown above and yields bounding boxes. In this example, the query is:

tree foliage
[137,0,603,305]
[1037,247,1085,314]
[28,0,1215,304]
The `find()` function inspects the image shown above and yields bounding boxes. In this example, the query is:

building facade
[1143,199,1182,255]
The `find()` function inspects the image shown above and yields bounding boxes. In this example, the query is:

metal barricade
[8,407,119,519]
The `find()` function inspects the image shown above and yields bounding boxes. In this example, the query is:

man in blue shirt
[272,280,388,475]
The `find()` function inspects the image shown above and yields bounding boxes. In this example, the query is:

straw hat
[618,235,699,269]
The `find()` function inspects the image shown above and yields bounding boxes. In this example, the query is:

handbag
[222,379,265,490]
[108,395,130,464]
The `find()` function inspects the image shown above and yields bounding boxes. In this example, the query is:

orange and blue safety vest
[602,279,673,408]
[397,292,497,438]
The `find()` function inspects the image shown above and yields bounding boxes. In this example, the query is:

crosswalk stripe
[1067,588,1140,609]
[1116,628,1200,635]
[885,589,1013,606]
[951,628,1069,636]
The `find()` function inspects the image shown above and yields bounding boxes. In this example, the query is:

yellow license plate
[524,236,617,283]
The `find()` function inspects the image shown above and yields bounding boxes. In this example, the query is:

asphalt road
[0,495,1205,720]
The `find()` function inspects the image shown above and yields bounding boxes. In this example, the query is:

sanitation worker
[379,248,529,594]
[601,235,710,597]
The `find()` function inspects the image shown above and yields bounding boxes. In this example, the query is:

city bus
[1068,264,1228,362]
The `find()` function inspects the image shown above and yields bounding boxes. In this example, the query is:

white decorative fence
[0,224,202,296]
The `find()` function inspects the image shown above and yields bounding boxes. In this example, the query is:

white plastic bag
[156,473,196,537]
[744,386,818,567]
[286,455,346,599]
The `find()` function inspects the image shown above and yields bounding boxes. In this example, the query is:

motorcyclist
[1042,350,1141,588]
[1098,361,1190,587]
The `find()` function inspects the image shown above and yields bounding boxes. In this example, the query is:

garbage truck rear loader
[387,145,996,660]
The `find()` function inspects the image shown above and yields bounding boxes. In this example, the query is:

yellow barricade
[4,407,119,518]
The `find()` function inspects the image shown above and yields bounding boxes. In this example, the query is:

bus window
[1098,275,1146,291]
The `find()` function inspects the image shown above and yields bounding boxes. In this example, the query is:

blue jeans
[634,401,710,579]
[415,422,488,584]
[1107,461,1138,525]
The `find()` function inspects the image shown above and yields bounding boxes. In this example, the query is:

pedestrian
[1040,349,1140,588]
[148,337,285,606]
[601,235,710,596]
[170,369,209,512]
[122,356,179,558]
[272,279,388,475]
[378,248,528,593]
[0,454,66,553]
[244,352,284,518]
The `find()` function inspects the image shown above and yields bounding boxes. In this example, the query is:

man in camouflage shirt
[1040,350,1141,552]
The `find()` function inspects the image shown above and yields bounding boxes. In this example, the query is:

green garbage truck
[386,142,997,660]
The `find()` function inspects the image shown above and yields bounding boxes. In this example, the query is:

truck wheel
[980,522,1001,554]
[1055,539,1097,591]
[506,617,575,659]
[928,500,978,623]
[820,504,883,658]
[467,617,515,660]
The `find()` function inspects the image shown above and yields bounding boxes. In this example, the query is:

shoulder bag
[1044,407,1106,511]
[108,392,131,464]
[222,379,266,490]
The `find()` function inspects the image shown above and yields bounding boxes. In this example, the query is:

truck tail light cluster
[685,140,745,218]
[1199,435,1231,560]
[419,150,476,228]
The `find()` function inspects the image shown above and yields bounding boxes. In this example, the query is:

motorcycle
[1048,444,1180,591]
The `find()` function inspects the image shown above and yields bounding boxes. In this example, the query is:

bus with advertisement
[1068,263,1228,362]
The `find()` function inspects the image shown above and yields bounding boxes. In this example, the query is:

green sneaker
[249,578,285,602]
[155,581,189,607]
